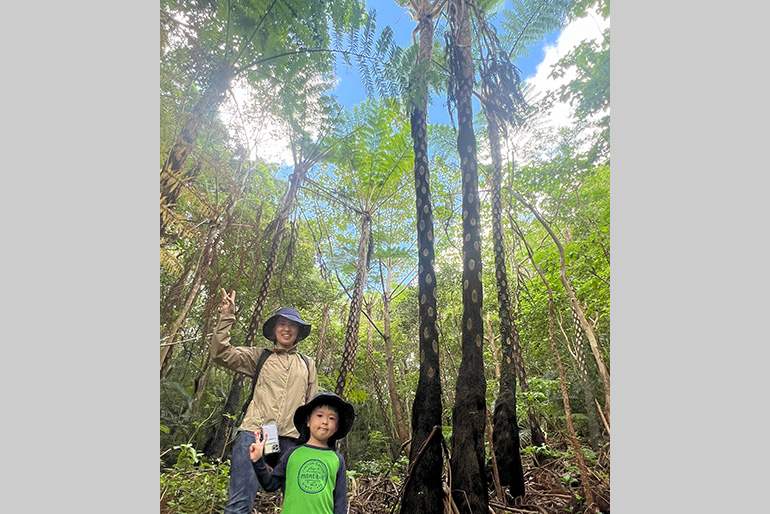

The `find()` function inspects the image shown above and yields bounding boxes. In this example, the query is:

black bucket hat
[262,307,312,342]
[293,392,355,446]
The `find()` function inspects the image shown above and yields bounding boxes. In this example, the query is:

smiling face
[273,317,300,349]
[306,405,339,447]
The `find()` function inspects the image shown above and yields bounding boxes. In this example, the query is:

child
[249,392,355,514]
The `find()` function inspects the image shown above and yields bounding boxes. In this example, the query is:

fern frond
[499,0,571,59]
[160,245,184,275]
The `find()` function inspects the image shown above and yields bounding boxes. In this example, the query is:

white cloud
[218,9,609,167]
[525,9,610,131]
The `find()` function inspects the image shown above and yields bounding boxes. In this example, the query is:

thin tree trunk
[315,304,330,371]
[364,301,400,458]
[486,314,501,380]
[448,0,488,512]
[334,212,372,396]
[511,191,610,423]
[520,223,597,512]
[381,261,409,449]
[190,272,224,414]
[506,214,547,449]
[160,256,195,327]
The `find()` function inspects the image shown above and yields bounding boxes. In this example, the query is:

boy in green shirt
[249,392,355,514]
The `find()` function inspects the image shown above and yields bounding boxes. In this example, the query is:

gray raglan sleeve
[252,450,289,492]
[333,452,348,514]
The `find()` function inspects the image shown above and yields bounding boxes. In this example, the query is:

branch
[233,0,279,64]
[237,47,384,74]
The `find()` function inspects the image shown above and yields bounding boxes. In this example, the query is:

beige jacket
[210,313,319,438]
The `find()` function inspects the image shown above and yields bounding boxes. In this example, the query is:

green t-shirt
[253,444,347,514]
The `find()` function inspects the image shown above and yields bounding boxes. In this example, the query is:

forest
[159,0,610,513]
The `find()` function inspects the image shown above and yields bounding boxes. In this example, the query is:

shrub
[160,444,230,514]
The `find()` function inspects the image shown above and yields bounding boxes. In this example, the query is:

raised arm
[209,289,260,375]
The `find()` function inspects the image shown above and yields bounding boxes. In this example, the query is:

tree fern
[499,0,572,60]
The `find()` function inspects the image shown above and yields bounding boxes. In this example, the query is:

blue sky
[331,1,563,126]
[244,2,608,165]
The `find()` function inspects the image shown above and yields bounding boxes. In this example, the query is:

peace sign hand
[221,288,236,315]
[249,429,266,462]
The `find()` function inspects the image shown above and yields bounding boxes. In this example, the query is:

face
[273,317,300,349]
[306,406,339,445]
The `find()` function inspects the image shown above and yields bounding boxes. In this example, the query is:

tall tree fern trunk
[448,1,488,512]
[400,3,444,513]
[486,111,525,498]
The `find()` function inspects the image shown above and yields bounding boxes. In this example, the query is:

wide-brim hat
[262,307,311,342]
[293,392,355,445]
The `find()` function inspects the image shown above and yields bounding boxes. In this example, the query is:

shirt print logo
[297,459,329,493]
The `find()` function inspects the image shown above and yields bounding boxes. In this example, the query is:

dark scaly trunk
[448,1,488,512]
[243,165,308,347]
[160,59,236,237]
[400,6,444,513]
[334,212,372,396]
[486,111,525,498]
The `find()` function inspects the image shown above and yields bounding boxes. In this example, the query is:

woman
[210,289,319,514]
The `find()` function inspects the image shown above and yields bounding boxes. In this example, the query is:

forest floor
[250,436,610,514]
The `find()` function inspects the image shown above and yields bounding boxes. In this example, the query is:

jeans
[223,430,300,514]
